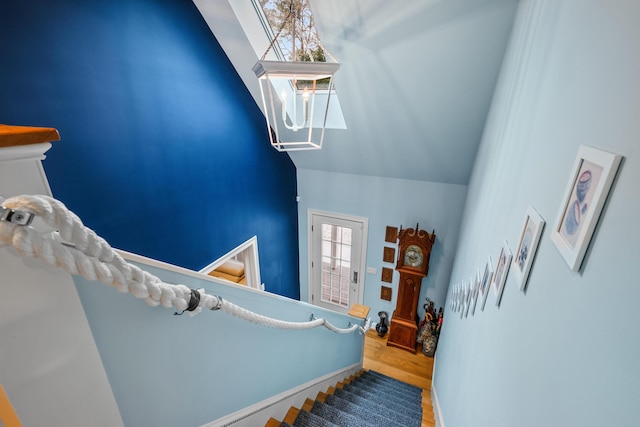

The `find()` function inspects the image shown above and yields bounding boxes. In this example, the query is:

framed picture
[480,258,493,311]
[450,285,456,311]
[464,281,472,318]
[550,145,623,271]
[381,267,393,283]
[385,226,398,243]
[470,273,480,315]
[513,206,545,292]
[492,241,513,307]
[471,271,480,313]
[383,246,395,263]
[380,285,392,301]
[460,281,469,319]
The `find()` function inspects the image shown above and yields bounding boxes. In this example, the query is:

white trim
[117,249,268,296]
[0,142,51,163]
[0,142,53,204]
[306,210,313,304]
[200,363,362,427]
[307,209,369,311]
[431,353,445,427]
[199,236,263,290]
[118,248,366,309]
[432,383,445,427]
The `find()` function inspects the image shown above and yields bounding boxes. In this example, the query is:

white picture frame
[492,240,513,307]
[462,280,470,318]
[550,145,623,271]
[480,259,493,311]
[449,285,455,311]
[470,273,480,315]
[452,284,458,312]
[453,283,460,313]
[512,206,545,292]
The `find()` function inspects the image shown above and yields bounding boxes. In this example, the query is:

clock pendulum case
[387,224,436,353]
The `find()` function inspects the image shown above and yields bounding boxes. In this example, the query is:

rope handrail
[0,195,369,334]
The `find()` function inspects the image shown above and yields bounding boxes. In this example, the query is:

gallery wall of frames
[449,145,622,318]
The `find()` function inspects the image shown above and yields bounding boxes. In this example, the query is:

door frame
[307,209,369,311]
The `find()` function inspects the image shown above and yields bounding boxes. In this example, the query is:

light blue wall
[73,257,363,427]
[297,169,467,322]
[434,1,640,426]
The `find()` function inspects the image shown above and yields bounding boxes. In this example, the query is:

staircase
[266,370,425,427]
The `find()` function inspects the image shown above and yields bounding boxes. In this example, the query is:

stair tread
[362,370,423,394]
[343,379,421,405]
[292,409,340,427]
[342,383,423,415]
[302,398,315,412]
[336,388,422,416]
[358,371,422,395]
[283,407,300,425]
[351,376,422,402]
[265,418,282,427]
[324,393,415,427]
[269,370,423,427]
[310,401,370,427]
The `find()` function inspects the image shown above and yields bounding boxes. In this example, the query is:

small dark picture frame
[383,247,395,263]
[385,226,398,243]
[381,267,393,283]
[380,286,392,301]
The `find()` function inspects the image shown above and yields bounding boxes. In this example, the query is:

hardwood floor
[363,329,436,427]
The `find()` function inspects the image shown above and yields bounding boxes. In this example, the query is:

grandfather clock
[387,224,436,353]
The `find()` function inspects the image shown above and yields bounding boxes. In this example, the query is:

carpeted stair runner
[276,370,423,427]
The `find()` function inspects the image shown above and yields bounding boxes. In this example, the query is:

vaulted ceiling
[195,0,519,185]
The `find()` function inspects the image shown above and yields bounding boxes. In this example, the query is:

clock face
[403,245,424,268]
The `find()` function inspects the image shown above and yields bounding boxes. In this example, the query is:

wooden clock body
[387,226,436,353]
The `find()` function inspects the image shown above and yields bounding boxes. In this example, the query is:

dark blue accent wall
[0,0,300,299]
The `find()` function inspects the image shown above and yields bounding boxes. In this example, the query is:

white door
[309,211,368,314]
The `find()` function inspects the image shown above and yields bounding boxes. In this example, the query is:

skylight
[257,0,325,63]
[228,0,346,130]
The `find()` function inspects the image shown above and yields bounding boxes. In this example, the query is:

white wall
[434,1,640,426]
[297,169,467,323]
[0,144,123,427]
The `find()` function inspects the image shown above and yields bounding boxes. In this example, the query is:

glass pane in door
[320,223,352,308]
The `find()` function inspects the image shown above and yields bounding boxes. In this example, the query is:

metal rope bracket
[0,206,34,226]
[174,289,202,316]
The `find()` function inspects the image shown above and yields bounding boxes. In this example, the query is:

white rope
[0,195,367,334]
